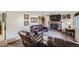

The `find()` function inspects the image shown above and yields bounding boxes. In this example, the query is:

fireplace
[50,23,58,30]
[49,22,62,31]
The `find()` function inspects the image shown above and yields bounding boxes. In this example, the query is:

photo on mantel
[0,11,79,47]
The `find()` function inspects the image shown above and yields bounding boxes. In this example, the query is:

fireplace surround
[48,21,62,31]
[50,23,58,30]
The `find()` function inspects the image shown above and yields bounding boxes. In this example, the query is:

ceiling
[0,11,6,14]
[0,11,78,16]
[23,11,78,15]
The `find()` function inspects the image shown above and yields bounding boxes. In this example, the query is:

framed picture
[24,14,29,19]
[62,15,66,19]
[67,14,71,19]
[31,17,38,23]
[24,21,29,26]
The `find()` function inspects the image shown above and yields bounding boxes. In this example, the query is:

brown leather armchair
[18,31,44,47]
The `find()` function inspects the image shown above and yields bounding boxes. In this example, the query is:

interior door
[0,12,6,41]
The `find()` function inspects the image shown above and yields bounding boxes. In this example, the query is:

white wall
[45,15,49,28]
[61,14,74,32]
[6,11,40,40]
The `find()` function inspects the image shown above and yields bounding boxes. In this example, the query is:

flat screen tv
[50,15,61,21]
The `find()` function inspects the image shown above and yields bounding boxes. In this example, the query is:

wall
[45,15,49,28]
[44,14,74,31]
[6,11,75,40]
[6,11,40,40]
[61,14,74,32]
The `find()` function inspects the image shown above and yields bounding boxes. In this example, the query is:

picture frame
[62,15,66,19]
[24,21,29,26]
[24,14,29,19]
[67,14,71,19]
[31,17,38,23]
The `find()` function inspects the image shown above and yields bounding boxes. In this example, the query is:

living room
[1,1,79,59]
[4,11,79,47]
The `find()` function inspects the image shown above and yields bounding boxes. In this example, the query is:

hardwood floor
[0,39,24,47]
[7,39,24,47]
[0,40,7,47]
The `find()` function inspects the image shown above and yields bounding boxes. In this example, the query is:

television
[50,15,61,21]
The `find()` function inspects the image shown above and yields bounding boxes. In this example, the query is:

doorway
[39,16,45,26]
[0,12,6,42]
